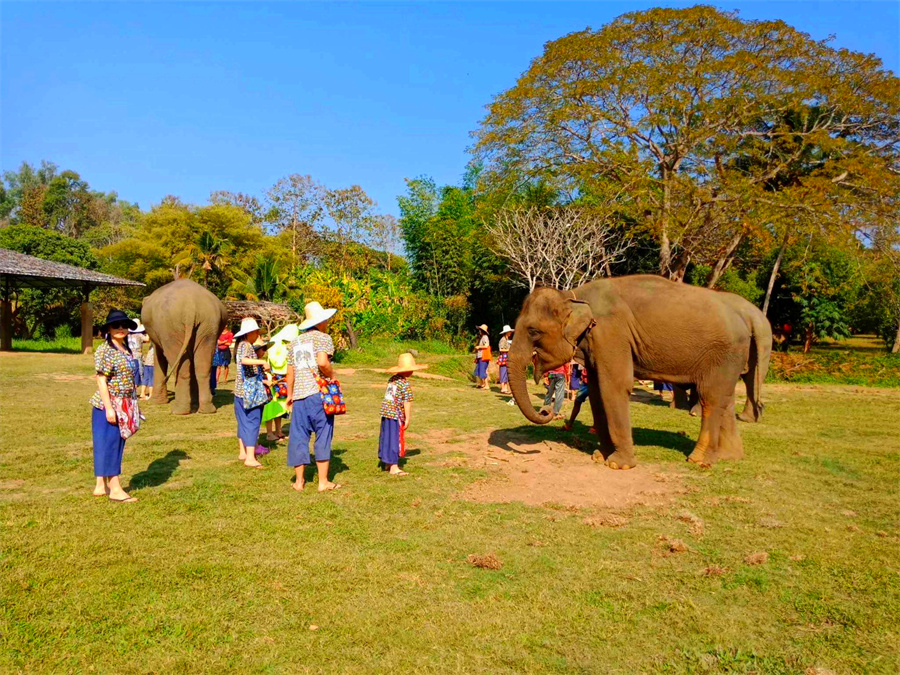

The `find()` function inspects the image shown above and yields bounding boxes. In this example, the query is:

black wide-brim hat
[103,309,138,331]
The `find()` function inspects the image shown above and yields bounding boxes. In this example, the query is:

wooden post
[81,287,94,354]
[0,297,12,351]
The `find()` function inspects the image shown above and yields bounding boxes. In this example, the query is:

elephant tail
[161,328,194,387]
[750,317,772,415]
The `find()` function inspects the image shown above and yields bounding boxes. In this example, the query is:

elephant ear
[564,299,595,347]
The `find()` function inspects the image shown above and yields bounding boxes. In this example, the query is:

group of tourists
[472,323,515,394]
[89,301,427,502]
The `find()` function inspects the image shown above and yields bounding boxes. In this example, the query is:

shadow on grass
[292,447,350,485]
[488,423,695,459]
[127,450,188,491]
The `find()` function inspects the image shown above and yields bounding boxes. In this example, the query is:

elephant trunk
[508,334,553,425]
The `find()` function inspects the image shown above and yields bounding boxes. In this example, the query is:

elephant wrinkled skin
[142,279,228,415]
[508,275,772,469]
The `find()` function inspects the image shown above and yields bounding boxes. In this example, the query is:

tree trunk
[892,319,900,354]
[762,229,789,315]
[658,172,672,277]
[707,232,744,289]
[346,319,359,350]
[803,325,814,354]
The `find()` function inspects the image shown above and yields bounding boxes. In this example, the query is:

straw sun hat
[387,352,429,374]
[299,302,337,331]
[476,324,489,333]
[501,325,515,335]
[268,323,300,345]
[234,317,261,339]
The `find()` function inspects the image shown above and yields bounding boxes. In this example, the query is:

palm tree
[185,231,230,287]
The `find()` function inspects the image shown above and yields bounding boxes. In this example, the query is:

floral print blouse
[380,375,413,421]
[233,340,259,399]
[90,341,136,409]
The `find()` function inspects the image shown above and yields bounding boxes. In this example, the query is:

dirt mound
[420,428,681,509]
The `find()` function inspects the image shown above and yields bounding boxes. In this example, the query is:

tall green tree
[473,6,900,282]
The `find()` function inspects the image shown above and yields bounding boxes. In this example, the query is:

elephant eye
[528,328,542,340]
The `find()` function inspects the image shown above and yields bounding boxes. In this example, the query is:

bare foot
[318,482,342,492]
[266,434,278,441]
[109,492,137,502]
[244,460,264,469]
[292,479,305,491]
[389,470,409,476]
[238,452,247,461]
[93,489,108,497]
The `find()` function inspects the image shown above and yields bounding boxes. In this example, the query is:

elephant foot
[170,404,191,416]
[198,402,217,414]
[689,403,701,417]
[717,434,744,461]
[736,410,758,423]
[687,445,718,468]
[604,449,636,471]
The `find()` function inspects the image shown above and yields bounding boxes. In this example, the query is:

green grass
[1,350,898,674]
[10,336,91,354]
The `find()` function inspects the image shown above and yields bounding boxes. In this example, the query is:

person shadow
[293,447,350,485]
[127,449,188,491]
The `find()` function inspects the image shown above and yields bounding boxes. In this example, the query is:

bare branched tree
[486,206,631,291]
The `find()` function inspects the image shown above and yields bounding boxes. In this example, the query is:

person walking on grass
[562,365,598,435]
[139,342,155,401]
[232,317,270,469]
[127,320,147,392]
[263,323,298,442]
[378,352,427,476]
[286,302,341,493]
[90,310,140,503]
[473,324,491,391]
[542,363,568,420]
[497,325,514,395]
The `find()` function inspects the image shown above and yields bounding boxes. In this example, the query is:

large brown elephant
[509,275,767,469]
[672,294,772,422]
[142,279,228,415]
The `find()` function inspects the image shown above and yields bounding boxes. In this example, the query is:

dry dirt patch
[418,428,681,509]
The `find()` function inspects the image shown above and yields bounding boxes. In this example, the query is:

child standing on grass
[378,353,428,476]
[140,343,155,401]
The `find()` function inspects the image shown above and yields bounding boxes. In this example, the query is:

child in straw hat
[498,325,514,395]
[473,324,490,391]
[378,353,428,476]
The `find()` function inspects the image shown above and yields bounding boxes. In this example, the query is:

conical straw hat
[299,302,337,331]
[387,352,429,374]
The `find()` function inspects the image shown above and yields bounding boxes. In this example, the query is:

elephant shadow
[127,449,188,491]
[630,388,671,407]
[489,424,695,459]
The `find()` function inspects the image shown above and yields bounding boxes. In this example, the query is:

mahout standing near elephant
[214,327,234,386]
[232,318,270,469]
[508,275,764,469]
[90,310,140,503]
[142,279,228,415]
[285,302,342,492]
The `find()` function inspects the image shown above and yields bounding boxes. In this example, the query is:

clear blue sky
[2,2,898,217]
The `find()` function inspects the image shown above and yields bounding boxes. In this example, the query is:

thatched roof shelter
[224,300,300,335]
[0,248,144,352]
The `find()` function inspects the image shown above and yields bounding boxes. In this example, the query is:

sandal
[318,482,342,492]
[109,495,138,503]
[390,470,409,476]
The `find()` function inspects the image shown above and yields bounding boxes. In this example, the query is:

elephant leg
[151,344,168,406]
[717,394,744,461]
[171,343,194,416]
[688,378,738,466]
[596,360,637,470]
[195,336,217,414]
[689,387,701,417]
[737,371,760,423]
[587,376,615,461]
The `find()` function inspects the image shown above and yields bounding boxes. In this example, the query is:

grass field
[1,348,898,674]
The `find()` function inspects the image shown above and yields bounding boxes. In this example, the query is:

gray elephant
[671,293,772,422]
[142,279,228,415]
[509,275,770,469]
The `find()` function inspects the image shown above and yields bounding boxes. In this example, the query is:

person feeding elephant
[285,302,342,493]
[232,317,270,469]
[263,323,299,442]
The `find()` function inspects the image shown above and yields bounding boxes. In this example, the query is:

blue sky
[2,2,898,217]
